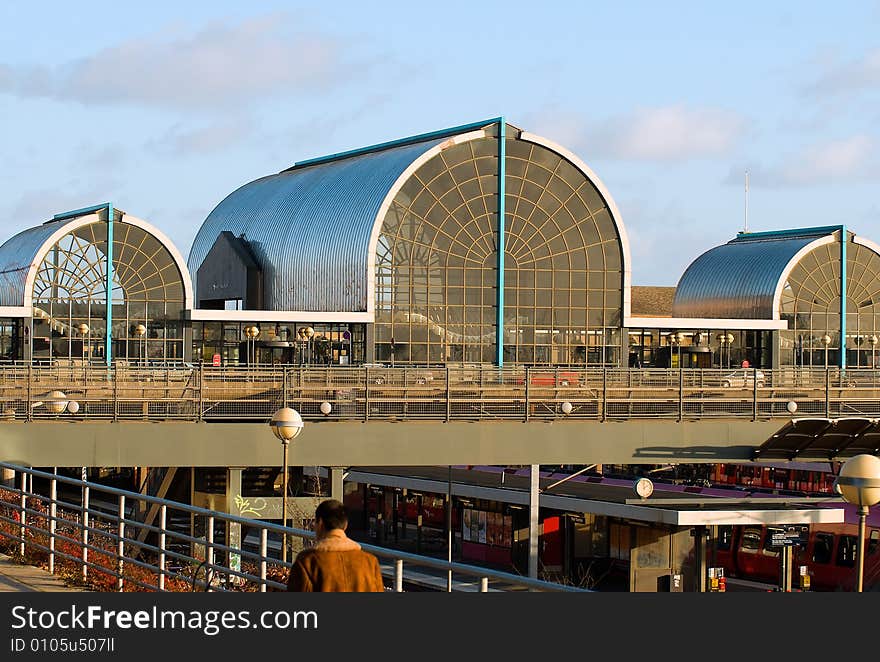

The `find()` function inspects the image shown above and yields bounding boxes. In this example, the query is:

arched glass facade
[779,239,880,367]
[374,133,624,365]
[31,220,186,363]
[847,242,880,368]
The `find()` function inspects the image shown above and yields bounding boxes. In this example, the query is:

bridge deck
[0,553,90,592]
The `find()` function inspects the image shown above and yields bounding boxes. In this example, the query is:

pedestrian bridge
[0,365,875,467]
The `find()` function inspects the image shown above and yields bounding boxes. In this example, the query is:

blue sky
[2,1,879,285]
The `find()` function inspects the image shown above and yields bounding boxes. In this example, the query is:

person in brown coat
[287,499,385,592]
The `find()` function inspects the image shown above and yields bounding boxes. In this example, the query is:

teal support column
[840,225,847,371]
[105,203,114,367]
[496,118,506,367]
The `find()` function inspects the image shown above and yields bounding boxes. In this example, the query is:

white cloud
[147,119,253,156]
[804,49,880,97]
[0,14,360,109]
[727,135,877,188]
[529,105,748,162]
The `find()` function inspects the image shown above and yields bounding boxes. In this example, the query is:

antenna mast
[744,169,749,233]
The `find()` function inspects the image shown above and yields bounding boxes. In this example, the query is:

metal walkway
[0,553,89,592]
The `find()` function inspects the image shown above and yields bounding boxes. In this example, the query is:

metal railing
[0,463,586,593]
[2,364,880,423]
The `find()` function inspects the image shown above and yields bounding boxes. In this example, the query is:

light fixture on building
[634,477,654,500]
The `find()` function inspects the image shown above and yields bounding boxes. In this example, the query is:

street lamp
[77,323,90,381]
[869,335,879,369]
[716,332,735,370]
[270,407,304,563]
[304,327,314,364]
[296,327,315,364]
[77,323,90,357]
[134,324,146,364]
[820,334,832,370]
[245,325,260,366]
[32,391,80,418]
[45,390,68,415]
[834,454,880,592]
[667,332,681,368]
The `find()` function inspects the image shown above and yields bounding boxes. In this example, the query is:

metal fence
[2,364,879,423]
[0,463,584,593]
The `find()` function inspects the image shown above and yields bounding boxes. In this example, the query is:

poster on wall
[471,510,479,542]
[462,509,472,542]
[487,512,499,546]
[503,514,512,546]
[478,510,487,544]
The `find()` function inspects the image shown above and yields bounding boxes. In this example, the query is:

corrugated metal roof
[187,136,453,312]
[672,229,836,319]
[0,220,69,307]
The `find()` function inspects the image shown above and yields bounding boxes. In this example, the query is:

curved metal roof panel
[187,137,451,313]
[672,230,834,319]
[0,220,69,307]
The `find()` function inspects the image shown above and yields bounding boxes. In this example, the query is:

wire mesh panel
[201,366,285,420]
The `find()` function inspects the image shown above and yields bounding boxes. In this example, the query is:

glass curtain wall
[374,130,624,365]
[31,220,185,364]
[846,242,880,368]
[376,136,499,364]
[779,238,880,367]
[504,138,622,365]
[191,322,365,366]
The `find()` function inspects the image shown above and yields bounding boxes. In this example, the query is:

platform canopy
[753,417,880,461]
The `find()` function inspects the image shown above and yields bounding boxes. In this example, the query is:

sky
[1,1,879,285]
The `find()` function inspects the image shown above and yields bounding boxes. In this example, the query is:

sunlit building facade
[0,119,878,370]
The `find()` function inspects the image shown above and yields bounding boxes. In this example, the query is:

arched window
[779,239,880,367]
[31,220,186,363]
[374,133,624,365]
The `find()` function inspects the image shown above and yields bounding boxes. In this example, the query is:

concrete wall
[0,418,783,468]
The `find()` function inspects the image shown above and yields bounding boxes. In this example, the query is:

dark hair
[315,499,348,531]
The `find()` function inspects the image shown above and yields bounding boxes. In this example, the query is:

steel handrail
[3,365,876,423]
[0,463,589,593]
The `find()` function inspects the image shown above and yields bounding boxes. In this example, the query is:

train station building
[0,118,875,592]
[1,118,879,371]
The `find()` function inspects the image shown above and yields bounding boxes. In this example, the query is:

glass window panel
[579,186,606,215]
[586,245,606,269]
[377,137,623,365]
[32,219,185,364]
[505,139,532,159]
[505,159,527,179]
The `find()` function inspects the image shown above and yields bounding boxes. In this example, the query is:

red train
[709,461,838,495]
[713,503,880,591]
